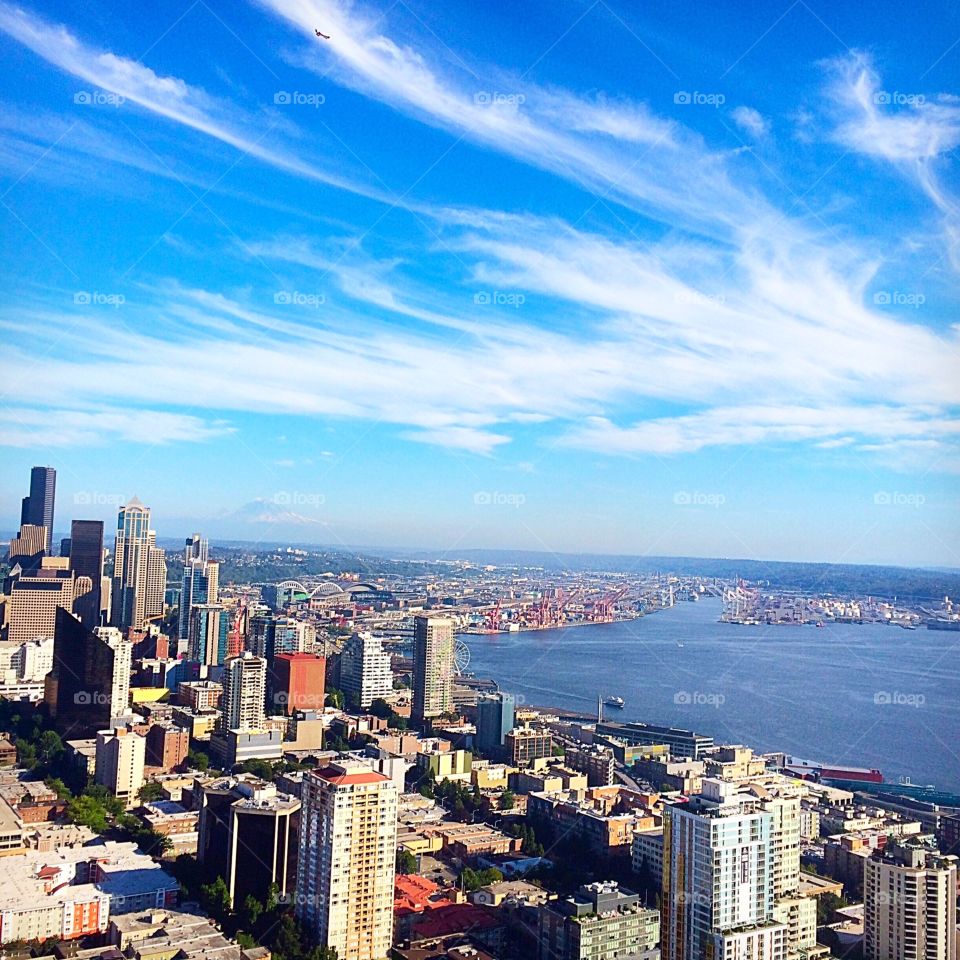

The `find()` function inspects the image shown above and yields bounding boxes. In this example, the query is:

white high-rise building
[864,840,958,960]
[297,760,398,960]
[93,626,132,721]
[412,615,454,723]
[339,632,393,708]
[94,726,145,806]
[220,652,266,732]
[662,778,787,960]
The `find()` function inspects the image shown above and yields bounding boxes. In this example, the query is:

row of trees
[194,878,337,960]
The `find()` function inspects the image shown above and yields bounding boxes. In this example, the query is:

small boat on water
[604,695,625,708]
[676,641,685,648]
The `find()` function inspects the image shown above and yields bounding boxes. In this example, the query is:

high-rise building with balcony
[661,777,787,960]
[412,615,454,724]
[340,632,393,709]
[296,760,398,960]
[864,839,958,960]
[220,653,266,732]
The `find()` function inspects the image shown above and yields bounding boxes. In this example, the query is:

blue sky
[0,0,958,565]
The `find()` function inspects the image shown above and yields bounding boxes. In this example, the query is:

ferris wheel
[454,638,471,676]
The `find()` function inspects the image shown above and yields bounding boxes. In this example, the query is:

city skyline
[0,0,958,567]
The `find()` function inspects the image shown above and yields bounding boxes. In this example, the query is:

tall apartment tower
[179,534,219,645]
[297,760,398,960]
[220,652,267,732]
[340,632,393,708]
[412,615,455,724]
[69,520,104,627]
[662,778,787,960]
[864,840,958,960]
[94,726,145,806]
[20,466,56,553]
[190,604,229,665]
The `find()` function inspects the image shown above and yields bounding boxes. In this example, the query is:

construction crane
[483,598,503,632]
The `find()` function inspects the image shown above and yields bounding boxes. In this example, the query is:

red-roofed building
[297,761,398,960]
[411,903,504,955]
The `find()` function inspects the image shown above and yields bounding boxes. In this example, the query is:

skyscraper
[20,466,56,553]
[179,534,219,646]
[69,520,104,627]
[297,760,398,960]
[94,725,145,806]
[220,652,267,732]
[476,691,516,756]
[7,567,75,644]
[864,840,958,960]
[339,632,393,709]
[412,615,455,725]
[190,604,229,666]
[662,778,787,960]
[7,524,48,571]
[45,609,132,738]
[112,498,165,630]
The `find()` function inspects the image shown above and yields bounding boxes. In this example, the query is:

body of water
[466,598,960,791]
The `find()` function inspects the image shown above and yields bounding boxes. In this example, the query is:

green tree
[15,738,37,769]
[188,749,210,772]
[66,795,108,833]
[368,698,393,719]
[44,776,73,800]
[270,914,304,960]
[326,688,345,710]
[396,849,417,875]
[37,730,64,766]
[138,781,166,803]
[239,758,275,781]
[200,876,232,920]
[498,790,515,811]
[241,895,263,929]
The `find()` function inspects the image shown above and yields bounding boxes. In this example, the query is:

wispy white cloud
[0,1,396,206]
[827,51,960,268]
[731,105,769,139]
[0,406,233,447]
